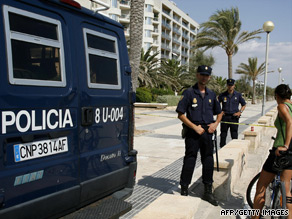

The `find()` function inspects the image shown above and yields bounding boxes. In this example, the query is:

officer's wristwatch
[240,110,243,113]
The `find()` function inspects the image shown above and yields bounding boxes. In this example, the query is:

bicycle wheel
[246,172,260,208]
[246,172,273,209]
[271,181,286,219]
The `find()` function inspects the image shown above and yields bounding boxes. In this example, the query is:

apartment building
[76,0,199,65]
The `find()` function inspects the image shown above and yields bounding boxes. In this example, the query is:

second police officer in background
[218,79,246,148]
[176,65,222,206]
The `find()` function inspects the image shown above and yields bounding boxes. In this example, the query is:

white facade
[76,0,199,65]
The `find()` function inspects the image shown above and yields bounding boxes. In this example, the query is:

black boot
[180,185,188,196]
[202,184,218,206]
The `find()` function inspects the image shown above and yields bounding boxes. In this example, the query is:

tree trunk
[129,0,145,92]
[252,79,256,104]
[228,54,233,79]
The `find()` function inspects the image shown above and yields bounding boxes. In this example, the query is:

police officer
[218,79,246,148]
[176,65,222,206]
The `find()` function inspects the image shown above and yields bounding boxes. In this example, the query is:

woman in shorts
[252,84,292,219]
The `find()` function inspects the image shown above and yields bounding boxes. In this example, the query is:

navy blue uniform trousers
[220,115,239,147]
[180,128,214,186]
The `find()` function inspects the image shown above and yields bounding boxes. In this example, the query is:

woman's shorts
[263,147,292,174]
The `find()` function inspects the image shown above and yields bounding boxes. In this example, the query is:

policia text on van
[0,0,137,218]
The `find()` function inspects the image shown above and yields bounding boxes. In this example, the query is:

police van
[0,0,137,218]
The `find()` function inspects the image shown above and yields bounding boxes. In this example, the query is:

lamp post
[278,67,282,85]
[261,21,275,116]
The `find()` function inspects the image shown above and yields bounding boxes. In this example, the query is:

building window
[145,17,152,25]
[111,0,118,8]
[145,30,151,38]
[145,43,151,51]
[110,14,118,21]
[145,4,152,13]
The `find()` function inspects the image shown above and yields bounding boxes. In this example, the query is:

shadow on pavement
[137,175,179,193]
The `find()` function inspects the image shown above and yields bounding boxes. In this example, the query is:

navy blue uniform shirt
[218,90,246,114]
[176,83,221,124]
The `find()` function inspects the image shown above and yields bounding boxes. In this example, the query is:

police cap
[197,65,212,76]
[227,78,235,86]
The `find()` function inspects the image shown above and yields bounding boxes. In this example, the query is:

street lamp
[278,67,282,85]
[261,21,275,116]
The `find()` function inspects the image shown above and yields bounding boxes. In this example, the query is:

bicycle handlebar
[279,150,292,155]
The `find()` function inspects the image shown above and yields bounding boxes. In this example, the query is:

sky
[172,0,292,88]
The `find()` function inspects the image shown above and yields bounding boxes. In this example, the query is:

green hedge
[136,87,175,102]
[136,87,152,103]
[156,95,180,106]
[151,88,174,102]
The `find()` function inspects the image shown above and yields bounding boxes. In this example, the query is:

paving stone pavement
[121,101,277,219]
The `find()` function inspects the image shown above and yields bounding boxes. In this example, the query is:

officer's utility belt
[223,113,235,116]
[181,123,209,139]
[195,123,209,131]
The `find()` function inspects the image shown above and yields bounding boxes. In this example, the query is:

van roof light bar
[90,0,110,12]
[60,0,81,9]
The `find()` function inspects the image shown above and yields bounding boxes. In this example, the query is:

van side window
[84,29,121,89]
[4,6,66,87]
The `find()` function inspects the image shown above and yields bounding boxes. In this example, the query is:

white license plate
[14,137,68,162]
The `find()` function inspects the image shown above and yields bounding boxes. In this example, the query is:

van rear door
[0,3,80,212]
[74,19,132,202]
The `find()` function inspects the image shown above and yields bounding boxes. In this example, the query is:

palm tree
[139,47,160,87]
[194,7,262,79]
[235,75,253,99]
[208,76,226,96]
[160,59,187,91]
[189,49,215,69]
[179,49,215,89]
[235,57,265,104]
[188,49,215,75]
[129,0,145,92]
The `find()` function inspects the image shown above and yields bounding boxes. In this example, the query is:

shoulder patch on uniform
[180,95,184,101]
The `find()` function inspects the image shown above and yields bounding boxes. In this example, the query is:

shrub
[151,88,174,102]
[136,87,152,103]
[156,95,181,106]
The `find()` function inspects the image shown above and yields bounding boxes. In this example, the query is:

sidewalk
[121,101,277,218]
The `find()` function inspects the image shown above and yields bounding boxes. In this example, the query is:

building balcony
[161,54,169,59]
[172,48,180,55]
[124,28,130,37]
[172,37,180,45]
[119,14,130,23]
[119,0,130,9]
[173,16,180,23]
[162,21,171,30]
[182,34,189,40]
[181,51,189,57]
[182,42,189,49]
[153,17,159,24]
[182,22,189,29]
[162,9,171,17]
[152,28,159,35]
[152,40,159,47]
[161,32,171,40]
[173,27,181,35]
[161,43,171,51]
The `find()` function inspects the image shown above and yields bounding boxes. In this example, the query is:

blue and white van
[0,0,137,218]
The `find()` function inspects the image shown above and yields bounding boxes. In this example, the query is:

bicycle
[246,171,286,219]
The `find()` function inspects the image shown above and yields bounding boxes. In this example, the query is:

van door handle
[82,107,94,126]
